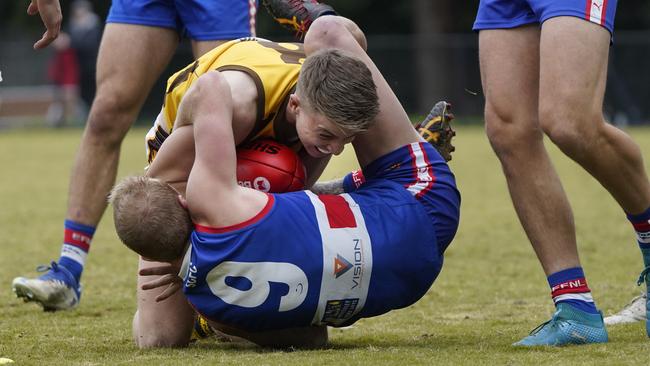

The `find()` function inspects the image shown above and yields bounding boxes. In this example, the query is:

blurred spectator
[68,0,101,111]
[46,32,82,127]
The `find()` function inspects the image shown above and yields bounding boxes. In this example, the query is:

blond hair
[109,176,191,262]
[297,49,379,133]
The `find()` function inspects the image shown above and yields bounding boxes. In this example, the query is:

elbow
[304,16,350,53]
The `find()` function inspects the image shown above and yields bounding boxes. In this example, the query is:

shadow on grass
[187,330,500,353]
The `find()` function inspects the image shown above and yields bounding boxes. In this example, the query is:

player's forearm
[310,178,345,195]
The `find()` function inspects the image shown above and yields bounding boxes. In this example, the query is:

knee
[484,104,543,158]
[539,101,602,157]
[132,310,191,349]
[84,90,140,146]
[304,16,350,51]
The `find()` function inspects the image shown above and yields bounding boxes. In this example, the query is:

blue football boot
[513,303,608,346]
[12,262,81,311]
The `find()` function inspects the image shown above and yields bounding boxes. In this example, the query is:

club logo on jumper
[321,298,359,324]
[334,254,353,278]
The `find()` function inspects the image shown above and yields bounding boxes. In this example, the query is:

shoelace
[35,262,72,288]
[35,261,59,274]
[526,309,561,336]
[637,266,650,286]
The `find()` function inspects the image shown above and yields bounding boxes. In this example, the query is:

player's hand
[139,264,183,302]
[27,0,62,50]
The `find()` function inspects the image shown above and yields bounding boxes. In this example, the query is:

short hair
[297,49,379,133]
[109,176,192,262]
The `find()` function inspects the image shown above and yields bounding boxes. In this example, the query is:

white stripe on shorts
[406,143,434,198]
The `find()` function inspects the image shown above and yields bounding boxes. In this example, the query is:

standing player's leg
[479,25,609,346]
[12,0,259,311]
[538,16,650,337]
[12,24,179,311]
[480,26,583,276]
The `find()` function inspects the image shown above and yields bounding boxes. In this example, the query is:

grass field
[2,125,650,365]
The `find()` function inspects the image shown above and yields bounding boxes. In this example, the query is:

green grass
[2,125,650,365]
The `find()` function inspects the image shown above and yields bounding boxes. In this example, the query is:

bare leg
[538,17,650,214]
[69,32,228,228]
[66,24,179,226]
[479,26,580,275]
[538,17,650,334]
[11,24,181,312]
[191,40,228,59]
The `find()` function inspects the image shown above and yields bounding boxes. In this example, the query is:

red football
[236,139,306,193]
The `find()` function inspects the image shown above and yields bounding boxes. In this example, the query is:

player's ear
[288,94,300,113]
[177,194,188,209]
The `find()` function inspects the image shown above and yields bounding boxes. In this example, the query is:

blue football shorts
[473,0,617,34]
[107,0,258,40]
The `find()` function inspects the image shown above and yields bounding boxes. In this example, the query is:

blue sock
[548,267,599,314]
[627,206,650,267]
[57,220,95,282]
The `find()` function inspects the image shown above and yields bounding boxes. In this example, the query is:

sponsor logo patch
[322,298,359,324]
